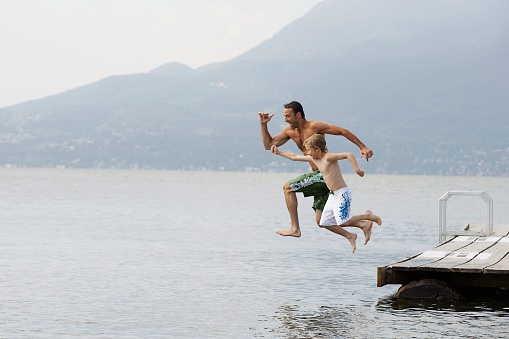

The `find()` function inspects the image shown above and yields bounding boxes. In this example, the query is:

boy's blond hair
[304,133,328,152]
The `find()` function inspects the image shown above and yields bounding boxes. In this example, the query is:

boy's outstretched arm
[345,153,365,177]
[271,145,311,162]
[329,152,364,177]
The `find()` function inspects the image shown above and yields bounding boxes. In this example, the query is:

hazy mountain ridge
[0,0,507,175]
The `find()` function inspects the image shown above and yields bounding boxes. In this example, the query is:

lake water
[1,168,509,338]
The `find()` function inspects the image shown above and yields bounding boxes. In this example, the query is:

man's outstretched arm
[314,121,373,161]
[259,112,290,150]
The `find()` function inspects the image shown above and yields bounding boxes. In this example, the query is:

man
[259,101,373,237]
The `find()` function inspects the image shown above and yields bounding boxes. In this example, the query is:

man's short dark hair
[284,101,305,119]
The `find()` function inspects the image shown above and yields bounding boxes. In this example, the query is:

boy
[271,133,382,253]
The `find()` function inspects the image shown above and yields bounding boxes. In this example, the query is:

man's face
[283,108,299,128]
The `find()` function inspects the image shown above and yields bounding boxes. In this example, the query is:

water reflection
[271,304,360,338]
[269,293,509,338]
[372,295,509,338]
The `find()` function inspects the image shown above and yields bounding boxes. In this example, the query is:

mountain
[1,0,508,175]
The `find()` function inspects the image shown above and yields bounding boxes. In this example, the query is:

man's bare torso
[284,120,324,170]
[285,120,321,151]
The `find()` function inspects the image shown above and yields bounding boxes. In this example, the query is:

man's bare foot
[276,228,301,237]
[347,233,357,253]
[366,210,382,226]
[359,220,373,245]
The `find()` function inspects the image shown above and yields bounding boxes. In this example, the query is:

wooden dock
[378,191,509,298]
[378,224,509,290]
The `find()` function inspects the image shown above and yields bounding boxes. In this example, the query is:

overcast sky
[0,0,323,108]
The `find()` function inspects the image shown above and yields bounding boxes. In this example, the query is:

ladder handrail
[438,191,493,243]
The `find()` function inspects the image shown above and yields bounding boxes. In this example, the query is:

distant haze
[0,0,322,108]
[0,0,507,176]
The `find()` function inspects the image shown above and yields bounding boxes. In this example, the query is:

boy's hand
[271,145,279,154]
[259,112,274,124]
[356,168,365,177]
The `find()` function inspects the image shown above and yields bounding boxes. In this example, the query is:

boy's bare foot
[276,228,301,237]
[359,220,373,245]
[348,233,357,253]
[366,210,382,226]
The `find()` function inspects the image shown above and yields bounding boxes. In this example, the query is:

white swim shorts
[319,186,352,226]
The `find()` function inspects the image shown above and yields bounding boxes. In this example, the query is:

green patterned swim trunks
[289,170,329,211]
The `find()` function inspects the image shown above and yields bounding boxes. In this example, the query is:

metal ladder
[438,191,493,243]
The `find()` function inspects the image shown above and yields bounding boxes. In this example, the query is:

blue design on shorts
[338,191,351,221]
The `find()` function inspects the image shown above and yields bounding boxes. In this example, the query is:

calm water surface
[1,168,509,338]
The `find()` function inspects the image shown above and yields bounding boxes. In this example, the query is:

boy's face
[305,145,320,159]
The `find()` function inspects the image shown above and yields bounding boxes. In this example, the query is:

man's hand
[355,168,365,177]
[360,147,373,162]
[259,112,274,124]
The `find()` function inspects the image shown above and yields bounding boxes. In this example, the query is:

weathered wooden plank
[483,236,509,274]
[421,236,501,271]
[387,236,479,270]
[452,232,509,273]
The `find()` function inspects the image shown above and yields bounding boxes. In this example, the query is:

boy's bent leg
[313,193,328,226]
[340,210,382,245]
[353,219,373,245]
[342,218,375,245]
[315,209,322,226]
[344,210,382,227]
[322,225,357,253]
[275,181,301,237]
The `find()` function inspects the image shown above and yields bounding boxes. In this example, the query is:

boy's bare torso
[310,154,347,192]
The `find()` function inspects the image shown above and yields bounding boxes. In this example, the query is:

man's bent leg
[276,171,327,238]
[276,181,301,237]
